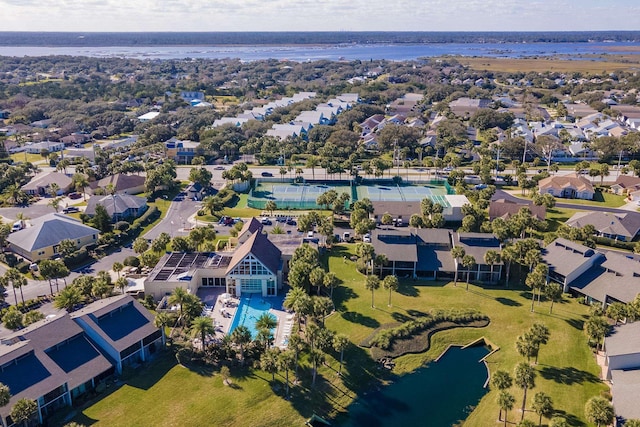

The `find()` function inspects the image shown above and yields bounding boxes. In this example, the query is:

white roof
[137,111,160,121]
[445,195,470,208]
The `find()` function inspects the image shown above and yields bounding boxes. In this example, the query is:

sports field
[357,184,450,207]
[248,181,452,210]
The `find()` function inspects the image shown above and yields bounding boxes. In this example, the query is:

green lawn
[69,245,607,427]
[222,192,262,218]
[558,190,626,208]
[546,207,578,232]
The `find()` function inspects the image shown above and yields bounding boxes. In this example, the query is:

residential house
[0,315,114,425]
[165,139,199,164]
[489,198,546,221]
[448,98,491,117]
[186,182,205,201]
[71,295,165,375]
[84,194,148,222]
[21,172,73,196]
[566,211,640,242]
[541,238,604,292]
[24,140,64,154]
[359,114,385,136]
[180,91,205,103]
[611,175,640,196]
[60,133,91,147]
[603,322,640,423]
[212,117,249,128]
[370,196,473,225]
[7,213,99,262]
[538,173,594,200]
[452,233,503,283]
[89,174,146,196]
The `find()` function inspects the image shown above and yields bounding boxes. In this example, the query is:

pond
[344,345,490,427]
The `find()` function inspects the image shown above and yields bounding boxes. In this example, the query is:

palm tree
[462,254,476,290]
[497,391,516,426]
[313,297,333,327]
[255,312,277,349]
[584,396,614,427]
[0,382,10,410]
[532,391,553,427]
[265,200,277,217]
[451,246,465,285]
[306,156,319,179]
[11,271,27,306]
[191,316,215,351]
[283,287,312,329]
[115,277,128,294]
[501,245,518,288]
[260,347,280,381]
[10,398,37,427]
[374,254,388,277]
[112,262,124,279]
[154,312,171,330]
[514,362,536,422]
[544,282,563,314]
[48,182,61,199]
[491,370,513,421]
[383,275,399,307]
[230,325,252,365]
[333,334,349,375]
[309,348,325,388]
[309,267,325,296]
[323,272,339,300]
[54,286,83,312]
[288,333,305,382]
[168,287,189,325]
[365,275,380,308]
[277,350,296,399]
[72,173,89,201]
[484,250,500,283]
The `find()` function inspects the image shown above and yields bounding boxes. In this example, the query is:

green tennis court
[357,184,450,206]
[249,182,351,209]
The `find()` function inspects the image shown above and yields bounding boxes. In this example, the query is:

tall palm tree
[484,250,500,283]
[514,362,536,422]
[497,391,515,426]
[451,246,465,285]
[288,333,305,382]
[501,245,518,288]
[230,325,252,365]
[333,334,349,375]
[191,316,215,351]
[532,392,553,427]
[364,275,380,308]
[260,347,280,381]
[462,254,476,290]
[283,287,312,329]
[383,275,399,307]
[54,286,83,312]
[277,350,296,399]
[115,277,128,294]
[323,272,339,300]
[309,348,325,388]
[168,287,189,324]
[491,370,513,421]
[112,262,124,279]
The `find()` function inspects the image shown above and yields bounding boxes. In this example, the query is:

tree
[333,334,349,375]
[623,420,640,427]
[313,297,333,327]
[526,264,547,312]
[230,325,252,366]
[497,390,516,426]
[2,306,23,330]
[48,196,62,212]
[532,392,554,427]
[265,200,277,217]
[220,365,231,386]
[260,347,281,381]
[549,417,569,427]
[516,333,538,362]
[277,349,296,399]
[491,370,513,391]
[54,286,83,312]
[133,237,149,255]
[0,382,10,409]
[323,271,339,300]
[462,254,476,289]
[544,283,563,314]
[451,246,466,285]
[255,312,277,348]
[283,286,312,329]
[514,362,536,422]
[530,323,550,364]
[501,245,518,288]
[484,250,500,283]
[191,316,215,351]
[112,261,124,279]
[91,204,112,233]
[309,348,325,388]
[72,173,89,200]
[584,396,614,427]
[168,287,189,324]
[584,316,609,350]
[365,275,380,308]
[309,267,326,296]
[383,275,399,307]
[10,398,37,427]
[606,302,627,325]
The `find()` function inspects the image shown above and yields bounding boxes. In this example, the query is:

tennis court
[357,184,451,207]
[249,182,351,210]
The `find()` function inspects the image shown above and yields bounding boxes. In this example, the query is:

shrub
[137,205,160,225]
[115,221,130,232]
[15,261,30,274]
[63,247,90,269]
[369,309,489,350]
[0,253,18,267]
[123,256,140,267]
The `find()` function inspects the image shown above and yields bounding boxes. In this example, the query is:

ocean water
[0,41,639,61]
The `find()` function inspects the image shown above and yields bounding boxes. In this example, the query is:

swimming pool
[228,294,284,339]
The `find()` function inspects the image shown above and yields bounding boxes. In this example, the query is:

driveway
[144,195,202,240]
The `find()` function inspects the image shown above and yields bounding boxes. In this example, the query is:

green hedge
[592,236,635,251]
[369,309,489,350]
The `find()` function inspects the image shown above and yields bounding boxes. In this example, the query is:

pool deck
[194,290,293,350]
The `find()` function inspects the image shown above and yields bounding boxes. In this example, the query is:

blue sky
[2,0,639,32]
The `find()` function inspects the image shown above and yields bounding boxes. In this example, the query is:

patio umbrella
[221,293,231,302]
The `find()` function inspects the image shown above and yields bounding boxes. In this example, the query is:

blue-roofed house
[71,295,164,375]
[0,315,114,425]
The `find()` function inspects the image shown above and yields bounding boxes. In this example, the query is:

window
[241,279,262,293]
[267,279,276,296]
[229,255,271,276]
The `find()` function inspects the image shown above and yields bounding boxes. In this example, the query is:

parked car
[68,192,82,199]
[62,206,80,213]
[261,171,273,177]
[286,218,297,226]
[363,233,371,243]
[276,216,287,223]
[260,217,272,225]
[214,166,226,170]
[307,230,314,238]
